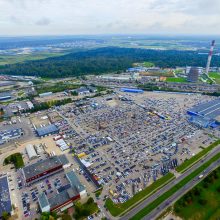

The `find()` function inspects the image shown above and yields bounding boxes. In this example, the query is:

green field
[130,152,220,220]
[174,166,220,220]
[133,61,155,67]
[209,72,220,84]
[176,139,220,173]
[0,52,66,66]
[36,82,82,94]
[165,77,187,83]
[105,173,175,217]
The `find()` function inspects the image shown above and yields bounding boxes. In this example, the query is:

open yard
[165,77,187,83]
[209,72,220,84]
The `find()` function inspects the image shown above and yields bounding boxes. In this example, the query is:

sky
[0,0,220,36]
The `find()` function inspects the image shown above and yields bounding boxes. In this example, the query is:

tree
[2,212,9,220]
[71,91,78,96]
[61,214,72,220]
[198,199,207,205]
[87,197,94,204]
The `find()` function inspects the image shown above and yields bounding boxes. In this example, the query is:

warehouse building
[0,92,11,102]
[22,155,69,184]
[0,176,12,219]
[120,88,144,93]
[38,170,86,213]
[25,144,38,160]
[187,98,220,128]
[39,92,53,98]
[76,87,90,95]
[36,124,59,137]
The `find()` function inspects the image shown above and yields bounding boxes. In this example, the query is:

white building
[26,144,38,160]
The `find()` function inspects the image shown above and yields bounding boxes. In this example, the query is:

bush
[198,199,207,206]
[73,198,98,220]
[4,153,24,169]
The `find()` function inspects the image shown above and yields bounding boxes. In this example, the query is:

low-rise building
[38,170,86,213]
[22,155,69,184]
[26,144,38,160]
[35,124,59,137]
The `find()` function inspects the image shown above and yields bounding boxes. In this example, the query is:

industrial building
[0,176,12,219]
[187,98,220,128]
[35,124,59,137]
[25,144,38,160]
[38,170,86,213]
[0,128,24,145]
[120,88,144,93]
[87,86,97,93]
[22,155,69,184]
[75,87,90,95]
[0,92,11,102]
[39,92,53,98]
[187,67,199,82]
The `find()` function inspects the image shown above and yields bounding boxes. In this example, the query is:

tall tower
[188,67,199,83]
[205,40,215,76]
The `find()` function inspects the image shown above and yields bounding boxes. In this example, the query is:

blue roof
[36,124,59,137]
[0,176,11,217]
[121,88,144,93]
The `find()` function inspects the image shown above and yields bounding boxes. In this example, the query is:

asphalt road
[120,146,220,220]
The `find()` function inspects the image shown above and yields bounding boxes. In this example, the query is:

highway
[119,146,220,220]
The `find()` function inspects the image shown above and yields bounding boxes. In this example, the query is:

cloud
[0,0,220,35]
[35,17,51,26]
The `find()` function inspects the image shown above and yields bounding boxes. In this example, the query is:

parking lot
[0,116,35,148]
[55,91,219,203]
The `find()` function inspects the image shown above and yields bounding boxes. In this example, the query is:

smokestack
[205,40,215,75]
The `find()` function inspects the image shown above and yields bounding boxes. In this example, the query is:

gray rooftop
[36,124,59,137]
[23,155,68,180]
[66,170,85,193]
[58,154,69,165]
[76,87,90,93]
[48,187,78,209]
[0,176,11,217]
[38,193,49,209]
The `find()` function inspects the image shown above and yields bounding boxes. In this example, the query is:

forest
[1,47,220,78]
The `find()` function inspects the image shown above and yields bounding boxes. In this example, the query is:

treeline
[138,83,183,92]
[27,98,72,113]
[36,82,82,94]
[203,91,220,97]
[1,47,220,78]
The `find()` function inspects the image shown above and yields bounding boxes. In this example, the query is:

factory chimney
[205,40,215,75]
